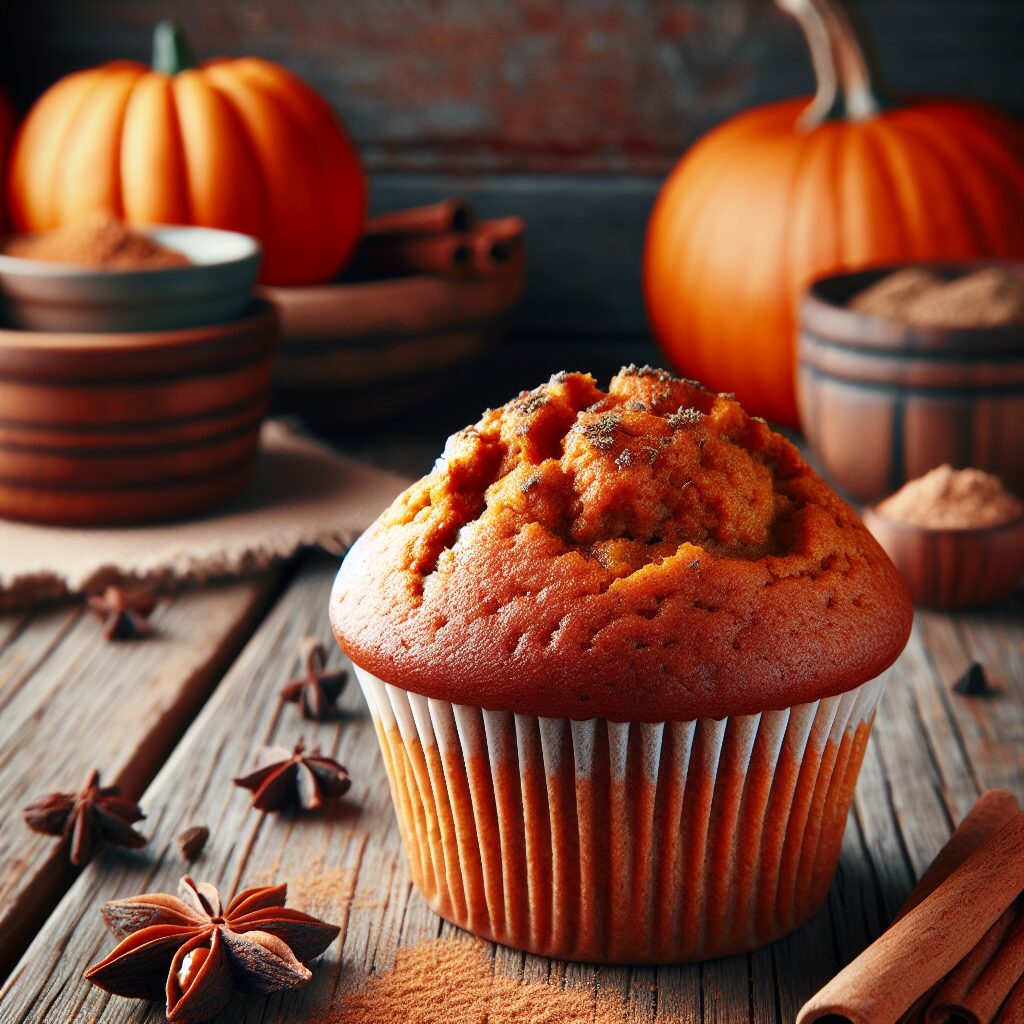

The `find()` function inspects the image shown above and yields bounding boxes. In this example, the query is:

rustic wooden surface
[0,575,278,980]
[0,515,1020,1020]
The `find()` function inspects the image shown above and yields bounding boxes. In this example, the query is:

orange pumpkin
[7,21,366,285]
[644,0,1024,426]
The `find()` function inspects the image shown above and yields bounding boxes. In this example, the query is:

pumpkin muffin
[331,367,912,962]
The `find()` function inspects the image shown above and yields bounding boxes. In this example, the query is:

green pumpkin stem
[152,20,197,75]
[777,0,891,129]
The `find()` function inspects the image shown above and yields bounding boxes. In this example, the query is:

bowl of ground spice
[797,262,1024,502]
[0,213,261,332]
[863,465,1024,608]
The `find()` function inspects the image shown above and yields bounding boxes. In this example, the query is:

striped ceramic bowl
[0,301,277,526]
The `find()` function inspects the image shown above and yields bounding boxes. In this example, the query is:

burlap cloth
[0,421,408,609]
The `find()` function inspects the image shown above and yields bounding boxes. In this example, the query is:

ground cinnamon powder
[876,465,1024,529]
[321,939,635,1024]
[5,212,190,269]
[850,267,1024,327]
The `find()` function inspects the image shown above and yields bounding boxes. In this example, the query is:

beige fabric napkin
[0,421,408,609]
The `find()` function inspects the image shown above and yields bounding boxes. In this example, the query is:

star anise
[233,740,351,812]
[88,586,158,640]
[279,637,348,721]
[22,769,146,866]
[85,876,339,1022]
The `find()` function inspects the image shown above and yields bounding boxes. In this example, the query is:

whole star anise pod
[85,876,339,1022]
[233,740,350,812]
[88,586,158,640]
[279,637,348,721]
[22,769,147,866]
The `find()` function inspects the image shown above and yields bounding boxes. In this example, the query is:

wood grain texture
[0,553,1019,1021]
[0,573,278,980]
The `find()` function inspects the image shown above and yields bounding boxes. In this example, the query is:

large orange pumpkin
[644,0,1024,426]
[7,21,366,285]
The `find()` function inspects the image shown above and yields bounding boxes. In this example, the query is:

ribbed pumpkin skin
[6,59,366,286]
[643,98,1024,426]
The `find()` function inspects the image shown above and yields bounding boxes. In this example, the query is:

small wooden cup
[862,507,1024,609]
[0,301,278,526]
[797,262,1024,503]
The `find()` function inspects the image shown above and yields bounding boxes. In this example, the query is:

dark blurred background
[3,0,1023,428]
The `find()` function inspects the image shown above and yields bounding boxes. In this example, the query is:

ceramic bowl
[797,262,1024,503]
[0,225,261,333]
[261,253,525,426]
[0,301,278,526]
[862,507,1024,609]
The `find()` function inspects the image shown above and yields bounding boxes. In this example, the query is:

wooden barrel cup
[0,302,278,525]
[797,264,1024,503]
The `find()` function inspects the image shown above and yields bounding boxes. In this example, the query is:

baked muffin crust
[331,367,912,721]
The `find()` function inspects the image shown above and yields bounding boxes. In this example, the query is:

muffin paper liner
[354,665,888,963]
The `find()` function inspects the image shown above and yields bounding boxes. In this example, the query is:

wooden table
[0,437,1021,1022]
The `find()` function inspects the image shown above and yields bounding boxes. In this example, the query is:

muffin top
[331,367,912,721]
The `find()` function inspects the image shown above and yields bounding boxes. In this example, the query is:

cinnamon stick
[996,975,1024,1023]
[927,905,1024,1024]
[351,219,524,279]
[471,216,524,274]
[364,199,473,238]
[353,232,474,277]
[898,790,1022,920]
[797,806,1024,1024]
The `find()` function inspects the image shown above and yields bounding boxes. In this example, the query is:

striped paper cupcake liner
[354,665,888,963]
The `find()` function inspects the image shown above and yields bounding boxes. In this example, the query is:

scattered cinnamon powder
[5,212,190,270]
[876,465,1024,529]
[850,267,1024,327]
[322,939,633,1024]
[288,866,358,915]
[250,861,383,915]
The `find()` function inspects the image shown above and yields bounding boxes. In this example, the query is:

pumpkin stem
[777,0,889,129]
[152,20,197,75]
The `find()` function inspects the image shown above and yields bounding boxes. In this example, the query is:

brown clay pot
[0,302,278,526]
[862,507,1024,609]
[261,256,525,426]
[797,263,1024,502]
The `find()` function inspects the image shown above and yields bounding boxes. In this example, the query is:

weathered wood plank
[0,573,278,980]
[0,556,398,1021]
[918,604,1024,796]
